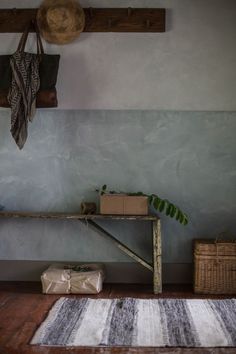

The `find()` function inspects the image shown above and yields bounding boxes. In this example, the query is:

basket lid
[194,239,236,256]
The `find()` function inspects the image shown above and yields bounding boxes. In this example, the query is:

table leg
[153,219,162,294]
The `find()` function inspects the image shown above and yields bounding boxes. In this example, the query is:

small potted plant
[96,185,188,225]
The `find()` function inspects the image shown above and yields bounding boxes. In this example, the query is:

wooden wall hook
[146,19,150,29]
[107,18,112,28]
[11,8,17,15]
[0,8,165,33]
[127,7,132,17]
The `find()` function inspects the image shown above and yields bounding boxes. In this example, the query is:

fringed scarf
[8,51,40,149]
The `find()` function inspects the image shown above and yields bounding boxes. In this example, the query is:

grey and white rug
[31,298,236,347]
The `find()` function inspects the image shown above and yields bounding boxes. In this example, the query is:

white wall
[0,0,236,110]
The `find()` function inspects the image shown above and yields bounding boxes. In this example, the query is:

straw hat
[37,0,85,44]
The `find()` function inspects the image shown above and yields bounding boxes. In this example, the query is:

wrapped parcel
[41,263,105,294]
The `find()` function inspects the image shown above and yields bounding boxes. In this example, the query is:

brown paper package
[41,263,105,294]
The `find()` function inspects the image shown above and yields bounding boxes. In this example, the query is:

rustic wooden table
[0,212,162,294]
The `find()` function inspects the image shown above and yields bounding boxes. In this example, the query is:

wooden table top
[0,211,159,221]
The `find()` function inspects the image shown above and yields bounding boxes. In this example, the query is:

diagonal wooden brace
[80,219,153,272]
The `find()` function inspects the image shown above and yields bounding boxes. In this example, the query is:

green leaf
[170,204,176,218]
[148,195,154,204]
[165,203,172,216]
[169,206,174,217]
[153,197,161,210]
[159,200,166,213]
[179,212,184,224]
[175,209,181,221]
[102,184,107,191]
[101,191,105,195]
[182,213,189,225]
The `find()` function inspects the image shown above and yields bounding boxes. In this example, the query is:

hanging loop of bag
[17,20,44,57]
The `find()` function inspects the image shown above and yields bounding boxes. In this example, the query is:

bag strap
[17,20,44,55]
[34,20,44,55]
[17,24,30,52]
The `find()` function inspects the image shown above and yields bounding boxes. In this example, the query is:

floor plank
[0,282,235,354]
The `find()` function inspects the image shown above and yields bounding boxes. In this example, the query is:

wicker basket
[194,239,236,294]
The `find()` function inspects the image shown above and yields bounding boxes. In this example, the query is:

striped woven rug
[31,297,236,347]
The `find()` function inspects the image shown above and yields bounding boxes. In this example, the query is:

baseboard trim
[0,261,193,284]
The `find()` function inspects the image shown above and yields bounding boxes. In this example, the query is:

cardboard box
[41,263,105,294]
[100,194,148,215]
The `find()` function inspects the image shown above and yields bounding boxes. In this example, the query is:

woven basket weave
[194,239,236,294]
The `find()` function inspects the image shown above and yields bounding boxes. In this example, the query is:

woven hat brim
[37,0,85,44]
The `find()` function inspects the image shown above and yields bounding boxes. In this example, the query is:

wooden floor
[0,282,235,354]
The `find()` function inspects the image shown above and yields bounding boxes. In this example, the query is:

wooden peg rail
[0,8,165,33]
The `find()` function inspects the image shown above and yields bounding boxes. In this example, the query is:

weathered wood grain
[0,211,159,221]
[153,219,162,294]
[0,8,165,33]
[83,8,165,33]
